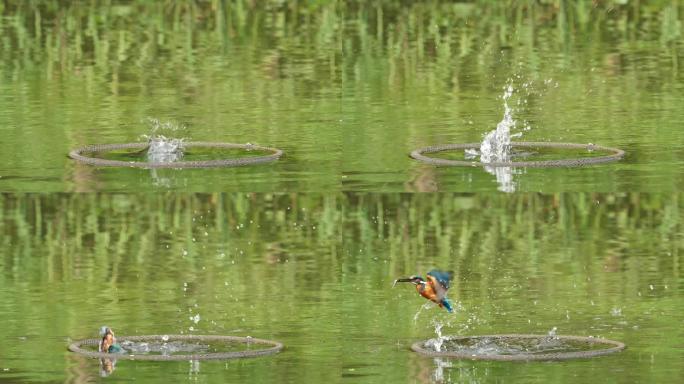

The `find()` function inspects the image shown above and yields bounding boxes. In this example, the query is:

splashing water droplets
[480,84,516,163]
[146,135,185,163]
[427,322,446,352]
[473,81,531,193]
[140,118,189,163]
[413,302,434,323]
[425,318,456,353]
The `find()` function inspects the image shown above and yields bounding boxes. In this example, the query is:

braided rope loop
[411,334,625,361]
[68,335,283,361]
[410,142,624,167]
[69,142,283,168]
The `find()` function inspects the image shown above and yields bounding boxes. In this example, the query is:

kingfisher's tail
[441,298,454,313]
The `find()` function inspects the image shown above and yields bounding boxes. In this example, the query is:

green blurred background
[0,0,682,192]
[1,1,683,383]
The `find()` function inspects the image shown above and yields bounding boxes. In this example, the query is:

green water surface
[1,2,683,384]
[0,1,682,192]
[1,193,683,383]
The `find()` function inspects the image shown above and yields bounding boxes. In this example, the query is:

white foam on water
[146,135,185,163]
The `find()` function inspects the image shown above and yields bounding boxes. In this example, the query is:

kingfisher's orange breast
[415,283,438,303]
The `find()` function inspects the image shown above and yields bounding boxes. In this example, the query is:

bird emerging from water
[393,269,454,312]
[99,326,124,354]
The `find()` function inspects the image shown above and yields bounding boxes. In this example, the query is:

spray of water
[146,135,185,163]
[424,317,458,353]
[547,326,558,338]
[473,77,557,192]
[423,321,446,352]
[480,84,515,163]
[413,302,434,323]
[478,82,524,193]
[140,118,188,163]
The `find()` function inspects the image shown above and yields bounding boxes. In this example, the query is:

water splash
[413,302,434,323]
[480,84,516,163]
[145,117,187,134]
[141,118,188,163]
[425,321,446,352]
[424,317,458,353]
[424,335,593,356]
[120,340,210,355]
[146,135,185,163]
[476,82,528,193]
[548,326,558,338]
[471,78,557,192]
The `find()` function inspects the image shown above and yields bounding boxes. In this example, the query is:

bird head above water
[98,326,124,354]
[99,326,113,338]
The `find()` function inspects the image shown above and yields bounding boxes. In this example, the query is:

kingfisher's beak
[393,277,414,287]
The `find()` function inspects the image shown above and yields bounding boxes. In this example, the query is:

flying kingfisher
[393,269,454,312]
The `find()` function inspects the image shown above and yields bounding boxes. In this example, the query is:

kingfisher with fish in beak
[393,269,454,312]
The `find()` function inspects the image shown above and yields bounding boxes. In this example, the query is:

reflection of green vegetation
[0,193,682,381]
[3,1,680,71]
[4,0,679,91]
[2,192,679,286]
[0,1,683,192]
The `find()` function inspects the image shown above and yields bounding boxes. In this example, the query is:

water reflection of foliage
[1,192,680,295]
[1,1,682,193]
[1,1,680,80]
[0,192,682,381]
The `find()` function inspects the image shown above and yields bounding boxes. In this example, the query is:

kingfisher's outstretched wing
[427,270,453,301]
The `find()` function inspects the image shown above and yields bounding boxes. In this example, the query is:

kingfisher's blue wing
[427,270,453,290]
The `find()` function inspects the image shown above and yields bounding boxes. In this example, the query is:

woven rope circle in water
[411,334,625,361]
[69,142,283,168]
[410,142,624,167]
[68,335,283,361]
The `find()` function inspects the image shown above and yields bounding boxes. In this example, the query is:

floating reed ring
[411,334,626,361]
[410,142,624,167]
[69,142,283,168]
[68,335,283,361]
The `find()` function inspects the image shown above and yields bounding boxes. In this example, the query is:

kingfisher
[393,269,454,312]
[99,326,124,354]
